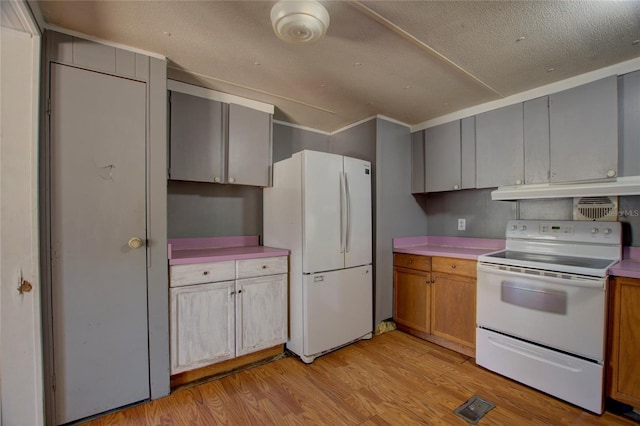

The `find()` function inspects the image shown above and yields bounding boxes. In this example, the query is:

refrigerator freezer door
[343,156,372,268]
[302,266,373,357]
[302,151,345,274]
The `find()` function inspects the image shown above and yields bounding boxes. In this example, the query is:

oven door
[476,263,607,361]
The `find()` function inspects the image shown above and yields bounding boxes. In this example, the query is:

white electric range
[476,220,622,414]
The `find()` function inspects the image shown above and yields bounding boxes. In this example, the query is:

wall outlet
[458,218,466,231]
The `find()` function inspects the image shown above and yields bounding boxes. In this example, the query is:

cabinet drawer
[170,260,236,287]
[432,257,476,278]
[393,253,431,272]
[236,256,288,279]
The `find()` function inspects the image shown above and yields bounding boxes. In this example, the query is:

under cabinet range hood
[491,176,640,201]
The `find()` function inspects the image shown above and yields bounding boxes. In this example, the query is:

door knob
[128,237,144,249]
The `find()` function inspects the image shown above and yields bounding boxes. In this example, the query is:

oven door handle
[477,263,605,290]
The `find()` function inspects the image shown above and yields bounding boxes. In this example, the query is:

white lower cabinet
[170,256,288,374]
[236,274,287,356]
[170,281,235,374]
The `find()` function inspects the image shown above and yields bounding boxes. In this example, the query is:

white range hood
[491,176,640,201]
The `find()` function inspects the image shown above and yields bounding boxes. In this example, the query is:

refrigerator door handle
[339,171,346,253]
[345,172,351,253]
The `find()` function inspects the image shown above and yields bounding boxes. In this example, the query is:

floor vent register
[453,395,496,424]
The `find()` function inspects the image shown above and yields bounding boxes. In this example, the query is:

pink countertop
[394,236,640,276]
[393,236,505,260]
[168,236,289,266]
[609,247,640,279]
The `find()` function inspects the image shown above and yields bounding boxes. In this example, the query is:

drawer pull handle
[451,264,456,269]
[203,271,209,275]
[262,265,268,269]
[408,259,413,264]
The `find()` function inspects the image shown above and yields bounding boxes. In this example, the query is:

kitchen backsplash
[425,190,640,246]
[167,181,263,239]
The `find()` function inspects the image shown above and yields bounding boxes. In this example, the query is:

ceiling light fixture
[270,0,330,45]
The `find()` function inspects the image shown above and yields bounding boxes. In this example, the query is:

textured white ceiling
[34,0,640,132]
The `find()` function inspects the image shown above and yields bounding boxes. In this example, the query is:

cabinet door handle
[408,259,413,264]
[228,177,236,183]
[214,176,222,183]
[262,265,268,269]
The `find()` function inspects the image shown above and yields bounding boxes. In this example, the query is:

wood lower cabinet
[393,253,476,357]
[394,266,431,333]
[607,276,640,408]
[431,272,476,349]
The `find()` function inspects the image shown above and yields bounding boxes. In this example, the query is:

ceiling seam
[168,65,337,115]
[349,1,505,98]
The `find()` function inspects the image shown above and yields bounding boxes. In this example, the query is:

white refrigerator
[264,150,373,363]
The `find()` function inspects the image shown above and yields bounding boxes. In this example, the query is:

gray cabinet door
[169,91,224,182]
[460,116,476,189]
[618,72,639,177]
[411,131,425,194]
[549,76,618,182]
[424,120,461,192]
[524,96,550,184]
[228,103,272,186]
[50,63,149,424]
[476,103,524,188]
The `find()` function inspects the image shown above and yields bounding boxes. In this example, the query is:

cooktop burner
[485,250,615,270]
[478,220,622,277]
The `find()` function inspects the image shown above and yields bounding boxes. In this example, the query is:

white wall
[0,27,44,425]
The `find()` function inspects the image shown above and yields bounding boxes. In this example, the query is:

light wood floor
[82,331,635,425]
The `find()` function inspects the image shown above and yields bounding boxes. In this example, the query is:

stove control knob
[592,228,599,234]
[520,225,527,231]
[511,225,518,231]
[604,228,612,235]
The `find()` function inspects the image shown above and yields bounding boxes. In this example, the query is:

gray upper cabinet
[549,76,618,182]
[411,117,475,194]
[169,91,273,187]
[169,91,224,183]
[424,120,461,192]
[475,103,524,188]
[227,104,272,187]
[523,96,550,184]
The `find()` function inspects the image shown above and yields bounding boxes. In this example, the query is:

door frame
[39,31,170,424]
[0,4,43,424]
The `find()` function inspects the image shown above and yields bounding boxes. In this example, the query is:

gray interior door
[50,63,149,424]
